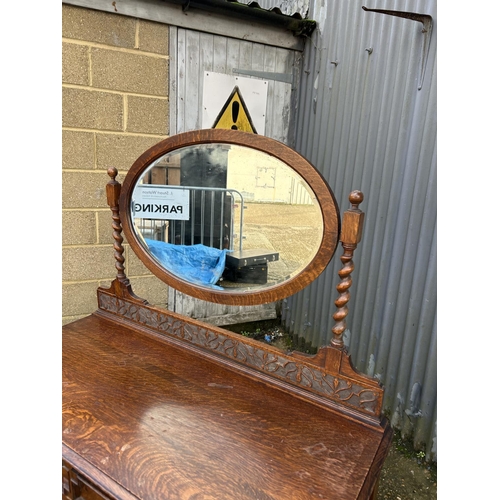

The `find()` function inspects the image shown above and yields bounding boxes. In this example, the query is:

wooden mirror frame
[120,129,341,306]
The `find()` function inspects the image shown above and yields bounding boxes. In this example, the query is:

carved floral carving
[98,290,382,417]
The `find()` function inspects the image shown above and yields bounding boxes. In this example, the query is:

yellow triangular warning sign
[212,86,257,133]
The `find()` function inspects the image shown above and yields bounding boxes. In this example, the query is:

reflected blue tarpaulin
[144,239,227,289]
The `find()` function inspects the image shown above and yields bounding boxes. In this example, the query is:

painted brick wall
[62,4,170,324]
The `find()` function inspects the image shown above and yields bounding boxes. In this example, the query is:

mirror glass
[120,129,340,305]
[130,144,323,293]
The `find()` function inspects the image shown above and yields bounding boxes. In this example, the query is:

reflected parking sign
[133,185,190,220]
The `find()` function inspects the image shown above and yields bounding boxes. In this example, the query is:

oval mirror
[120,129,340,305]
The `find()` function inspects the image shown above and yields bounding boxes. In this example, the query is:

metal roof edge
[163,0,317,36]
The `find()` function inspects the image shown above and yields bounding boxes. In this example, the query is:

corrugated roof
[163,0,315,35]
[231,0,310,19]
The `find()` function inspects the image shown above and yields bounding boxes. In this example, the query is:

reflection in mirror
[131,144,323,293]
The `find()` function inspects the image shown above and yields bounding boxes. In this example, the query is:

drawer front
[62,460,113,500]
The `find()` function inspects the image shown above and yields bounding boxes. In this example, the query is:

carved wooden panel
[97,286,383,418]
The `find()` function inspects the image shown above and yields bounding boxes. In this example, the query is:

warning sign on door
[212,86,257,133]
[202,72,268,134]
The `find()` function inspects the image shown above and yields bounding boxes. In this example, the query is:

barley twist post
[331,191,365,349]
[106,167,129,286]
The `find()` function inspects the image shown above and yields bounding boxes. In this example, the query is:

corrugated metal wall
[283,0,437,460]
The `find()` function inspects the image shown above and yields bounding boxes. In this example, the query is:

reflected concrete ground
[233,203,322,284]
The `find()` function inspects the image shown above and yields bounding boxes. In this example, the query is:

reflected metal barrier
[134,186,244,252]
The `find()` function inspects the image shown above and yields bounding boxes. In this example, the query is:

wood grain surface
[63,314,391,499]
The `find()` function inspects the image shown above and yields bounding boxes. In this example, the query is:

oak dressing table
[62,129,393,499]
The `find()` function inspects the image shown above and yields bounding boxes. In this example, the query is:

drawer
[62,460,113,500]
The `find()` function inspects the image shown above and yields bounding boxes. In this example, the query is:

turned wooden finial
[331,191,365,350]
[106,168,129,285]
[108,166,118,179]
[348,190,363,208]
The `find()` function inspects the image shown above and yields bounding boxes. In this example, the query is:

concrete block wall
[62,4,171,324]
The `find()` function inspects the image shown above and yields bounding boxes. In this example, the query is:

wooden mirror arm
[102,168,148,303]
[106,167,130,286]
[331,191,365,349]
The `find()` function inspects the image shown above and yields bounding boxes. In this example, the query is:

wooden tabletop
[63,314,390,499]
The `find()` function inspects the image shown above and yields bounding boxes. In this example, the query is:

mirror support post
[331,191,365,350]
[106,167,130,287]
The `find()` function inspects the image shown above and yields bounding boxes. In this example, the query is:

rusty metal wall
[282,0,437,460]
